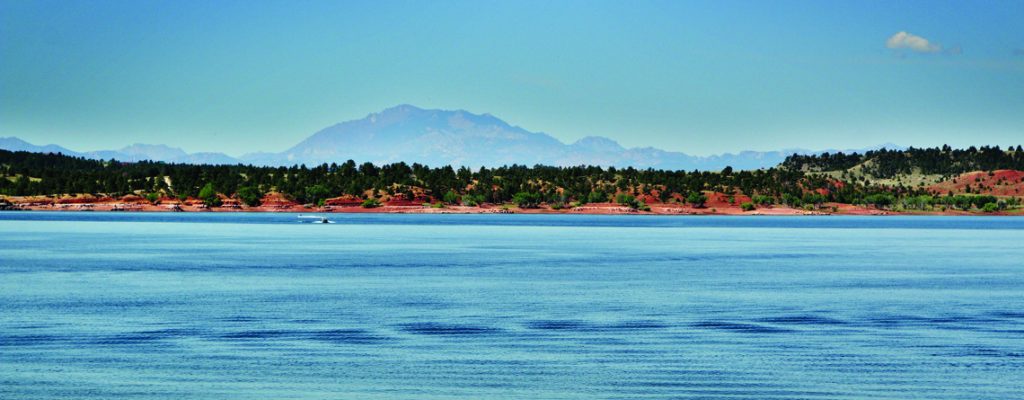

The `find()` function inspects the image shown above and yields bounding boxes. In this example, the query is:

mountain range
[1,104,900,171]
[0,137,241,165]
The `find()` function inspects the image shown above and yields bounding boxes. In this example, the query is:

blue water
[2,212,1023,399]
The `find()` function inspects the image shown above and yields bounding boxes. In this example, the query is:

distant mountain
[0,137,240,165]
[238,104,900,170]
[0,137,77,155]
[103,144,241,164]
[248,104,568,167]
[1,105,902,170]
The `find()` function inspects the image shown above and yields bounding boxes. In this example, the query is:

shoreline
[2,201,1015,216]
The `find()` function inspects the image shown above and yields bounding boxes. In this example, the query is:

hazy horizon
[2,1,1022,156]
[1,103,909,158]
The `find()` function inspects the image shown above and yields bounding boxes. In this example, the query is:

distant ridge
[0,137,240,165]
[1,105,902,170]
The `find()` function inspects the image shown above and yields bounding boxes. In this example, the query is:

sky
[1,0,1023,156]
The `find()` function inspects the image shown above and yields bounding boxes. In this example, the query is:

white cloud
[886,31,941,53]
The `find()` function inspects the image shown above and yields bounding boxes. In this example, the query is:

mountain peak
[379,104,424,114]
[571,136,625,153]
[0,136,76,155]
[0,136,29,145]
[116,143,189,161]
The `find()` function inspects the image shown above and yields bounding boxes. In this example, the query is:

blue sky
[2,0,1022,156]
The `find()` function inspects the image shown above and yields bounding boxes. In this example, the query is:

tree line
[1,145,1021,210]
[783,145,1024,178]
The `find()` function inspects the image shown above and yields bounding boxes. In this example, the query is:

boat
[298,215,332,224]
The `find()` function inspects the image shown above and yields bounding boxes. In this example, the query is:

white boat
[298,215,331,224]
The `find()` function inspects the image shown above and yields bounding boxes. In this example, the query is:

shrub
[971,195,998,209]
[901,195,933,210]
[443,190,460,205]
[145,192,161,205]
[752,195,773,205]
[587,190,608,203]
[615,193,638,208]
[198,183,222,207]
[512,192,541,208]
[361,198,380,208]
[782,193,802,207]
[864,193,895,209]
[982,202,998,213]
[740,202,755,211]
[236,186,262,207]
[802,193,827,206]
[303,184,331,206]
[461,194,485,207]
[687,192,707,208]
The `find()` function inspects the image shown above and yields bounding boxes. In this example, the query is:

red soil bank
[927,170,1024,197]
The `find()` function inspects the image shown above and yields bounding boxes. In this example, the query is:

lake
[1,212,1023,399]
